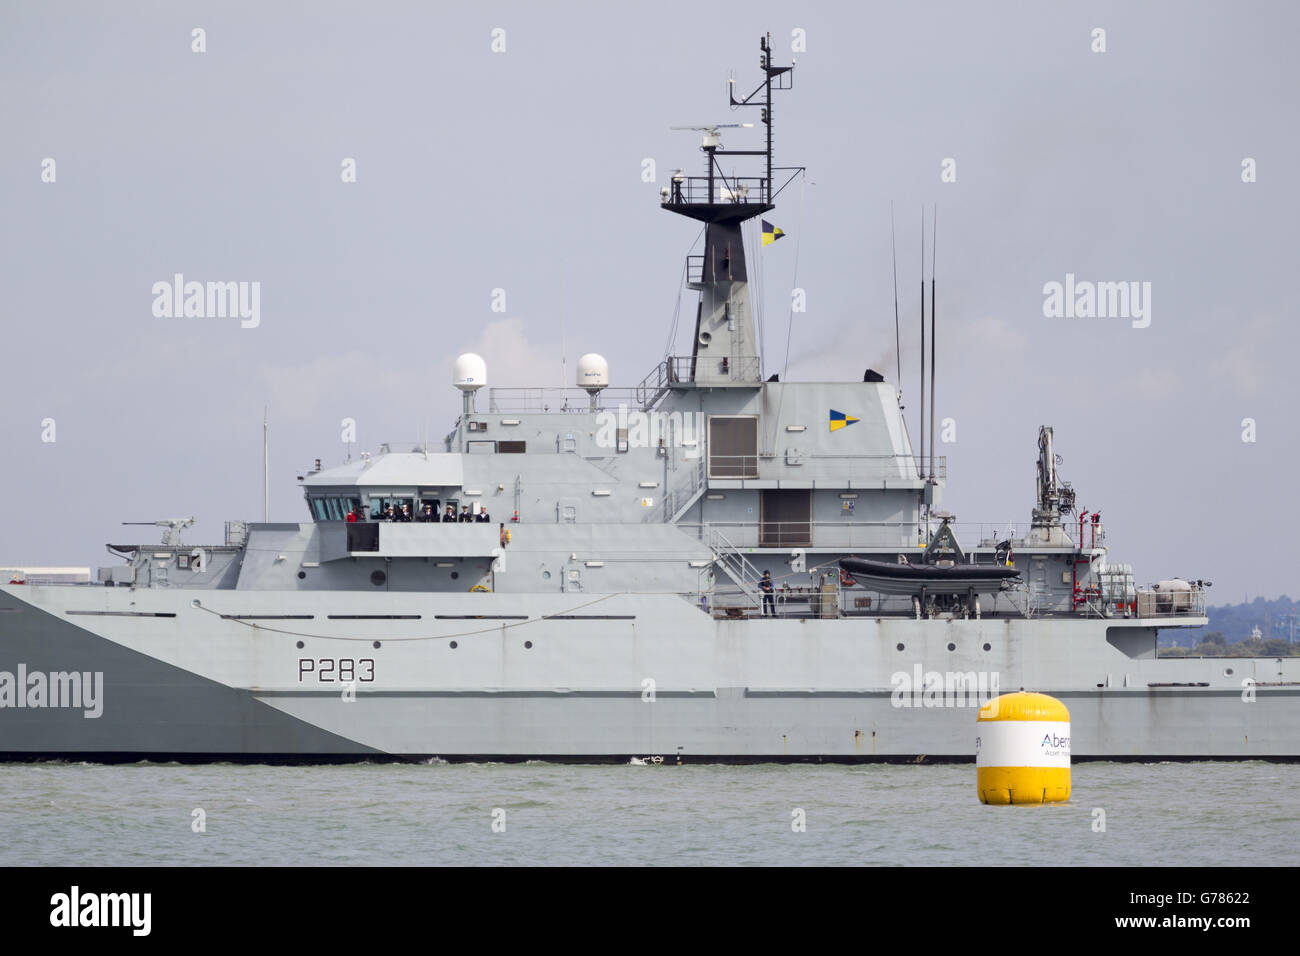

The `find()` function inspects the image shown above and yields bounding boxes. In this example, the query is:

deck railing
[1136,586,1206,618]
[485,387,644,414]
[678,520,1012,551]
[663,175,771,206]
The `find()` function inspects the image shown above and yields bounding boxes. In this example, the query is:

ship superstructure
[2,35,1295,761]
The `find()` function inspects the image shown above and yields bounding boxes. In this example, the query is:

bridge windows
[708,415,759,478]
[308,496,362,521]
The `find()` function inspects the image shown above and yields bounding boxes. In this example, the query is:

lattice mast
[661,34,798,386]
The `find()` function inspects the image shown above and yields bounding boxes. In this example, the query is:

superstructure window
[760,489,812,547]
[347,523,379,551]
[708,416,759,478]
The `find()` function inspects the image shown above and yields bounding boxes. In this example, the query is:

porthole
[982,643,991,652]
[373,641,381,649]
[524,640,533,649]
[449,641,458,649]
[947,642,956,652]
[542,570,551,579]
[450,571,459,580]
[1224,667,1234,677]
[896,643,905,652]
[296,641,304,649]
[297,571,306,580]
[370,570,386,586]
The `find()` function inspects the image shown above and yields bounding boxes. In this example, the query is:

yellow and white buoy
[975,692,1071,805]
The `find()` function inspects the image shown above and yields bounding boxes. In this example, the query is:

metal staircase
[664,458,707,523]
[707,525,762,609]
[635,357,688,410]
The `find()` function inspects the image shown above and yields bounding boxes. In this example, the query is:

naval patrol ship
[3,35,1296,762]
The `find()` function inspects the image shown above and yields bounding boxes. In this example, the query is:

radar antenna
[669,123,754,151]
[660,34,800,216]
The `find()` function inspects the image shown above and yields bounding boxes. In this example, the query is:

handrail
[663,175,772,206]
[1136,586,1206,618]
[703,454,946,482]
[674,519,1109,552]
[706,524,762,606]
[657,457,707,523]
[635,355,761,405]
[804,454,946,481]
[486,387,645,414]
[635,357,701,409]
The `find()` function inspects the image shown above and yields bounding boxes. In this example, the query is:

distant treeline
[1161,595,1299,654]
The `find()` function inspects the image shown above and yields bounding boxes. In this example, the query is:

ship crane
[1027,426,1077,548]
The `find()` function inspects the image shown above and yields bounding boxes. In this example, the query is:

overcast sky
[2,1,1296,602]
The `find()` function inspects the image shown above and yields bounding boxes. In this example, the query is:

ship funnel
[577,353,609,409]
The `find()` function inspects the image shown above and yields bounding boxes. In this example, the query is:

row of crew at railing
[310,496,494,524]
[347,503,492,523]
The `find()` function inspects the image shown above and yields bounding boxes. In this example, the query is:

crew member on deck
[759,570,776,617]
[475,506,490,523]
[419,504,435,522]
[458,505,473,523]
[444,505,457,523]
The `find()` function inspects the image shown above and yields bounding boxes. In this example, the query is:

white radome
[576,353,609,390]
[453,353,487,391]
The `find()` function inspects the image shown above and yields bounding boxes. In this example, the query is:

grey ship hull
[4,584,1296,761]
[7,37,1293,764]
